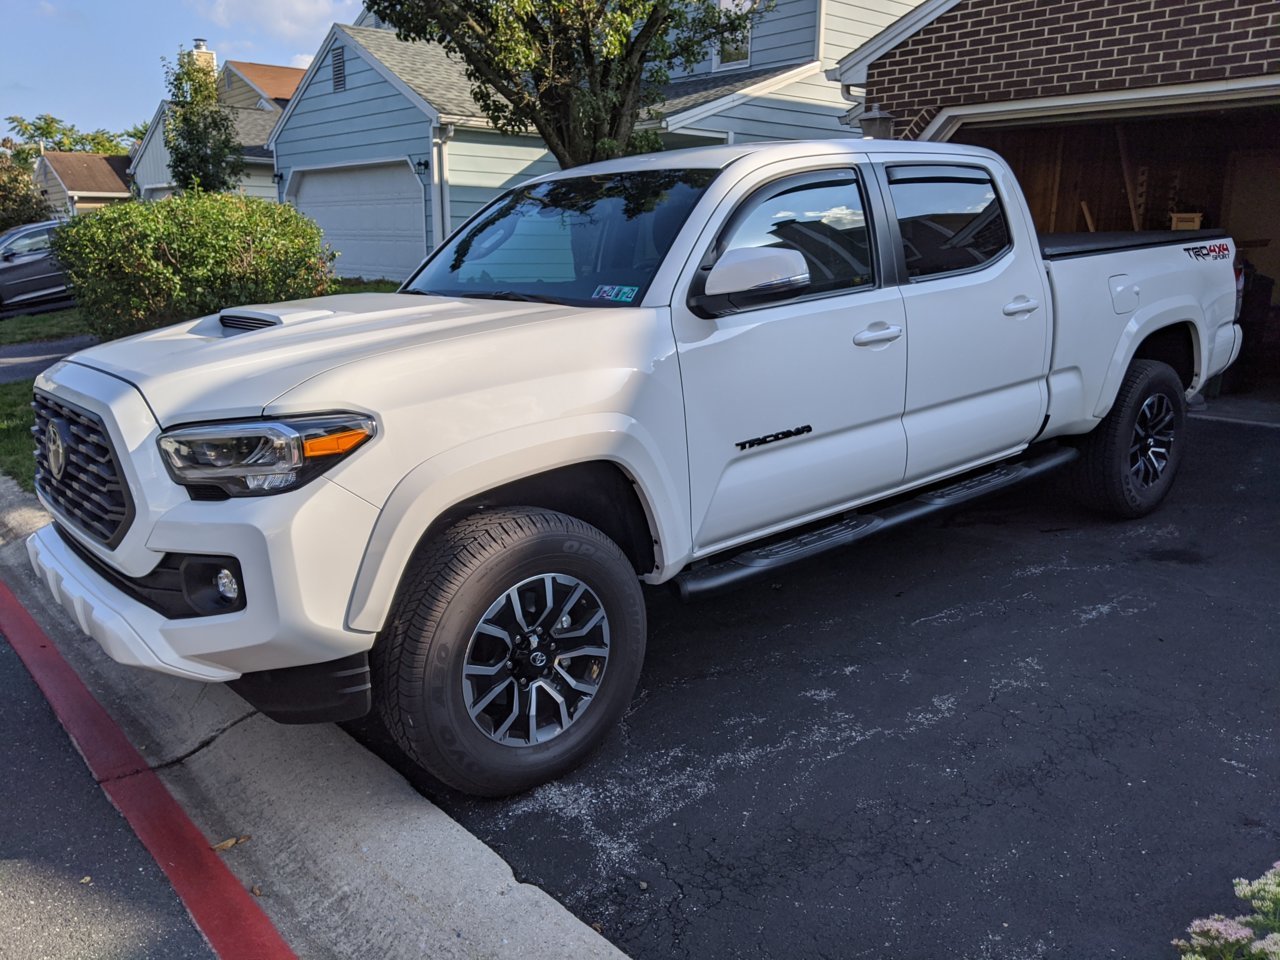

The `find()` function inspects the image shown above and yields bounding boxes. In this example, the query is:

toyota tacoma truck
[27,140,1240,796]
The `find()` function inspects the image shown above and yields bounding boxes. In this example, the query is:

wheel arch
[1131,321,1197,390]
[1092,309,1205,420]
[345,419,688,634]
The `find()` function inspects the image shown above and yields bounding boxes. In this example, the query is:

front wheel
[1073,358,1187,518]
[372,508,646,796]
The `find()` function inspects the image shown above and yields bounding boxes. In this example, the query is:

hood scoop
[218,305,338,335]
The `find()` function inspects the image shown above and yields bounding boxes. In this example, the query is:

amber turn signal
[303,429,371,458]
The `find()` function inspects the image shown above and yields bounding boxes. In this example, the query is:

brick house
[830,0,1280,389]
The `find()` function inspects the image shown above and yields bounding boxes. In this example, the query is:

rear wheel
[1074,359,1186,518]
[373,508,645,797]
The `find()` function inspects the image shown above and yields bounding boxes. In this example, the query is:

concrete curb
[0,476,627,960]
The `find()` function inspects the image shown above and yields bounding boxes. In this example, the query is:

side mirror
[0,251,15,263]
[690,246,809,317]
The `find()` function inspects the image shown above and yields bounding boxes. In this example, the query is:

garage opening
[956,106,1280,396]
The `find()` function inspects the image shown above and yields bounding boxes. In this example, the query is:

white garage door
[293,163,426,281]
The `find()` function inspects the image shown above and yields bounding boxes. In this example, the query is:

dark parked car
[0,220,72,318]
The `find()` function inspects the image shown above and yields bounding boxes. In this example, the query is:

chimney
[192,38,217,75]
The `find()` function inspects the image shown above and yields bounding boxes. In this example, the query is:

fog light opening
[215,568,240,602]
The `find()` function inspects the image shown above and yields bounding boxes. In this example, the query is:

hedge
[52,191,335,338]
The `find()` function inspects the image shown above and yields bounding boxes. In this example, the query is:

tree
[362,0,766,168]
[123,120,151,145]
[5,114,136,165]
[163,49,244,192]
[0,153,52,232]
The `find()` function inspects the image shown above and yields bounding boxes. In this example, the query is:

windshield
[406,168,720,307]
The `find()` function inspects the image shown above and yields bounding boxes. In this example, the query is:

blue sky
[1,0,364,136]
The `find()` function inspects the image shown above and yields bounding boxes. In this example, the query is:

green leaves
[4,115,135,166]
[363,0,767,168]
[0,155,52,233]
[51,191,336,339]
[163,49,245,193]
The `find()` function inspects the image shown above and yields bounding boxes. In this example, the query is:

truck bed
[1040,229,1229,260]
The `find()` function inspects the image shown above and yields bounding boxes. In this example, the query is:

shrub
[52,190,334,338]
[1174,861,1280,960]
[0,154,51,233]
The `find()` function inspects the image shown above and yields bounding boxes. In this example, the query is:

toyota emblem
[45,419,71,481]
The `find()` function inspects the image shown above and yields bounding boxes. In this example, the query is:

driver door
[672,166,909,554]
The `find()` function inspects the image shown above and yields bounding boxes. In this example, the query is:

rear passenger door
[876,161,1051,483]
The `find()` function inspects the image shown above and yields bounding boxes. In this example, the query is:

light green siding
[220,69,268,110]
[32,163,71,218]
[445,130,559,232]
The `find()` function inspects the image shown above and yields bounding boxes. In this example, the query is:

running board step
[673,446,1078,600]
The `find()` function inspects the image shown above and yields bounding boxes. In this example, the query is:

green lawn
[0,380,35,492]
[0,307,95,347]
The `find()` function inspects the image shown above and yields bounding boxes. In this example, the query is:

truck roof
[530,138,1004,181]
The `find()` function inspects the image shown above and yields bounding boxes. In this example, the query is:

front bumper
[28,472,381,681]
[27,363,383,682]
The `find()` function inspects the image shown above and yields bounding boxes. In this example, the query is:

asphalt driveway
[351,417,1280,960]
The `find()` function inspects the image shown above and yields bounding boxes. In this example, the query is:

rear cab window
[885,164,1011,279]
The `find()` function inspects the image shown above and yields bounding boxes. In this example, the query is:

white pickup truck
[28,140,1239,795]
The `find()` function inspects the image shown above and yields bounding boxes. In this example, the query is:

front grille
[32,391,135,548]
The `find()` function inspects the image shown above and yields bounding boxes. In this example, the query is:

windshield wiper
[462,290,564,304]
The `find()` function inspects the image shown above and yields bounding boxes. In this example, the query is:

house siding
[131,122,174,197]
[863,0,1280,140]
[221,70,270,110]
[444,130,559,231]
[273,43,434,172]
[32,163,72,218]
[822,0,924,67]
[749,0,820,68]
[691,71,852,142]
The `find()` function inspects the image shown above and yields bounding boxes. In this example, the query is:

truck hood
[66,293,568,425]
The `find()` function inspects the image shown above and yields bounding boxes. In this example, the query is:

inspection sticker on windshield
[592,284,639,302]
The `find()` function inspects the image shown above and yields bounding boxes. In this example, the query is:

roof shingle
[225,61,306,104]
[340,24,484,118]
[41,153,131,195]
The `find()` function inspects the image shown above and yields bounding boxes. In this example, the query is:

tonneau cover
[1040,229,1229,260]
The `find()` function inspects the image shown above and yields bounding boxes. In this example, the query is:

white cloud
[290,53,315,69]
[188,0,361,44]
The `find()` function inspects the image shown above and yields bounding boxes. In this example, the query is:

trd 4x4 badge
[1183,242,1230,262]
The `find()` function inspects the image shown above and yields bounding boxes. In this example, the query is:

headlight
[157,413,376,497]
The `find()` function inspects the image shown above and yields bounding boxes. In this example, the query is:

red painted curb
[0,577,297,960]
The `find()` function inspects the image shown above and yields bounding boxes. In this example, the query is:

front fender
[344,412,691,634]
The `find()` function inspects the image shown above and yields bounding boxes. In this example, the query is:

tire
[372,508,646,797]
[1073,359,1187,519]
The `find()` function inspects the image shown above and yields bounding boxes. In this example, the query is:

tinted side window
[8,230,51,256]
[887,165,1010,279]
[721,172,874,298]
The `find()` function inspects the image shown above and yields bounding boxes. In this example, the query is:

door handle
[853,323,903,347]
[1002,297,1040,316]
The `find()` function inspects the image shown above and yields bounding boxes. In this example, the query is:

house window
[714,0,751,69]
[332,46,346,92]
